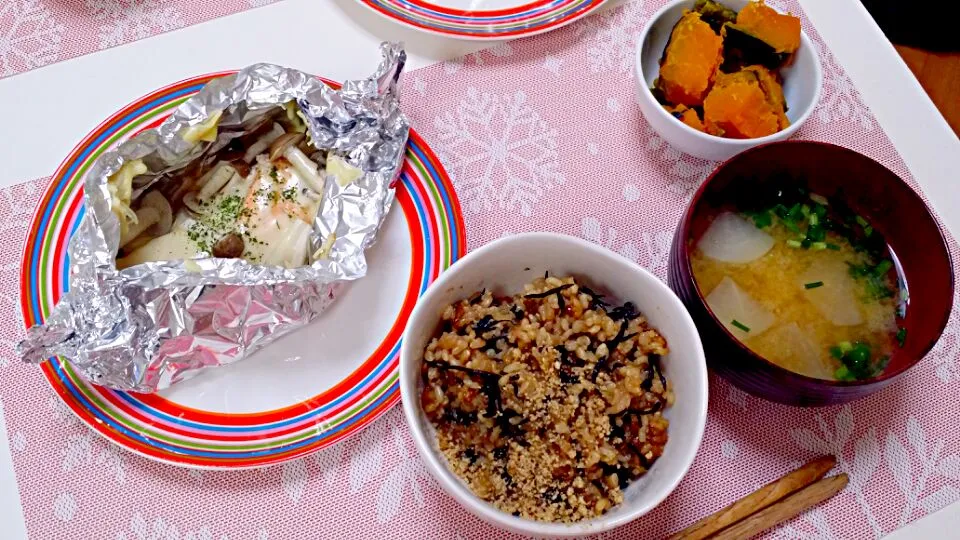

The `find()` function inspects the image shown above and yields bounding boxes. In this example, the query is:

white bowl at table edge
[399,232,708,537]
[634,0,823,162]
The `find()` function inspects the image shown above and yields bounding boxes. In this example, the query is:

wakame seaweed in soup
[691,180,906,381]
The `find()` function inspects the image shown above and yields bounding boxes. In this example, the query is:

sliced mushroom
[141,191,173,237]
[212,233,245,258]
[269,132,305,162]
[182,192,204,215]
[243,123,286,163]
[283,146,325,194]
[197,162,239,201]
[119,206,161,248]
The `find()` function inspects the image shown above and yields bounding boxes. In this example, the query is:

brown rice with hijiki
[419,275,673,523]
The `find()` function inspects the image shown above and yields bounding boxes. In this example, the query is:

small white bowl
[634,0,823,161]
[400,233,708,537]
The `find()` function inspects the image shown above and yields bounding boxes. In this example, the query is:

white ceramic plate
[21,72,465,469]
[356,0,606,39]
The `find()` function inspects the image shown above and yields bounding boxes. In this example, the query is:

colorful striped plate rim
[19,72,466,469]
[357,0,606,38]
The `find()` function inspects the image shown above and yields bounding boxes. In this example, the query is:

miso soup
[690,185,906,381]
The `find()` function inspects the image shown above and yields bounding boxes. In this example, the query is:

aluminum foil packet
[17,42,409,393]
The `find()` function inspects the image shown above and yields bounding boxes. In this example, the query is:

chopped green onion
[731,319,751,333]
[800,204,811,217]
[838,341,853,353]
[826,243,841,251]
[806,226,826,242]
[834,365,854,381]
[786,203,803,222]
[830,346,844,360]
[896,327,907,347]
[746,210,772,229]
[873,260,893,277]
[810,242,827,251]
[804,281,824,289]
[863,225,874,237]
[786,239,802,248]
[810,193,829,206]
[855,215,869,228]
[808,213,819,226]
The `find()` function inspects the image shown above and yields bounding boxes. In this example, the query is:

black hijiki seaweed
[590,322,637,382]
[424,359,502,417]
[607,301,639,321]
[555,344,585,367]
[524,283,575,299]
[578,285,610,310]
[444,408,478,425]
[640,353,667,393]
[473,314,505,334]
[510,304,524,320]
[468,288,486,305]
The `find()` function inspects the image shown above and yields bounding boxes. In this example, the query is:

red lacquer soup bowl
[668,141,954,406]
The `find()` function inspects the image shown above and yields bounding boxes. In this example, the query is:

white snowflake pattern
[576,2,648,75]
[725,382,749,411]
[434,88,564,217]
[580,217,672,278]
[49,395,127,483]
[721,440,739,459]
[411,76,426,97]
[376,414,434,523]
[640,123,715,199]
[187,469,204,485]
[790,406,880,538]
[53,492,77,522]
[931,290,960,384]
[885,416,960,526]
[10,430,25,452]
[438,42,514,76]
[542,54,563,76]
[116,513,235,540]
[814,40,873,131]
[0,0,65,77]
[85,0,185,50]
[771,507,836,540]
[281,459,308,503]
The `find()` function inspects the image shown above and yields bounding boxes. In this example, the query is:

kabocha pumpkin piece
[657,11,724,107]
[721,1,801,71]
[737,0,801,54]
[664,104,706,132]
[693,0,737,34]
[742,65,790,128]
[703,68,786,138]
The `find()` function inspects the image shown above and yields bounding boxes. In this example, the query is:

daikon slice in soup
[690,184,907,381]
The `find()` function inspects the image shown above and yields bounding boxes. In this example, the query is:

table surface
[0,0,958,538]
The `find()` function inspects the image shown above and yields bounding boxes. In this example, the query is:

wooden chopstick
[710,474,849,540]
[668,456,837,540]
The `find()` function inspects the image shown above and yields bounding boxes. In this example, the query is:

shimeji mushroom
[119,191,173,248]
[269,132,325,194]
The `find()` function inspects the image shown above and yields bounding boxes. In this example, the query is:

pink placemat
[0,0,278,79]
[2,1,959,538]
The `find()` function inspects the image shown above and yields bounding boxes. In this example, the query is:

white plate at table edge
[20,72,465,469]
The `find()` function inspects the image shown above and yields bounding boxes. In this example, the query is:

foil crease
[17,42,409,393]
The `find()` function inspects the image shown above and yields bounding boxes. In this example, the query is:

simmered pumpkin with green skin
[657,11,724,106]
